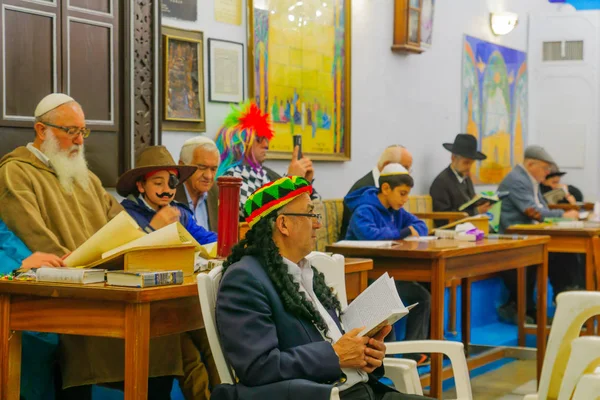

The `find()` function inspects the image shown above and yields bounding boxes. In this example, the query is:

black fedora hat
[546,163,567,179]
[442,134,487,160]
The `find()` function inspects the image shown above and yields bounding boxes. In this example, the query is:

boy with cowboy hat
[429,133,489,227]
[117,145,217,245]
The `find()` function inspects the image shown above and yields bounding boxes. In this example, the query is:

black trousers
[381,281,430,341]
[340,382,433,400]
[501,252,586,311]
[57,376,175,400]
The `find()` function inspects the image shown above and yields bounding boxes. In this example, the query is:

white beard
[41,130,90,193]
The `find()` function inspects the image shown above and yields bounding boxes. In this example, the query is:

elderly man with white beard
[0,93,186,399]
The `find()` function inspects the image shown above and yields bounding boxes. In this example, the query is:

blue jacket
[498,165,563,233]
[214,256,393,400]
[0,220,58,400]
[121,196,217,245]
[344,187,428,240]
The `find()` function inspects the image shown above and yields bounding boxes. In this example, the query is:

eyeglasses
[279,213,322,223]
[43,122,91,138]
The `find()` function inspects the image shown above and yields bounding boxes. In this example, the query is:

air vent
[543,40,584,61]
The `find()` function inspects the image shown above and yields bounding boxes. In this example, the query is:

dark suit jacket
[429,166,476,227]
[214,255,392,400]
[175,183,219,233]
[340,171,376,240]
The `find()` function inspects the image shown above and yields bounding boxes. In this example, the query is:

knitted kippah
[244,176,313,227]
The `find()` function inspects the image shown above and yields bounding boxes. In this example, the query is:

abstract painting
[461,35,527,184]
[248,0,350,160]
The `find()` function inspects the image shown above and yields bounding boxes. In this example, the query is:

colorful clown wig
[215,101,275,177]
[244,176,313,227]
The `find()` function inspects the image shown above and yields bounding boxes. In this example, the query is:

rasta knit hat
[244,176,313,227]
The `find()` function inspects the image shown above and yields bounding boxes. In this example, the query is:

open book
[543,188,566,205]
[341,272,415,337]
[64,211,216,268]
[102,222,216,260]
[64,211,146,267]
[458,191,508,212]
[333,240,396,249]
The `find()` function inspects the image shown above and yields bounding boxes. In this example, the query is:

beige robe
[0,147,183,388]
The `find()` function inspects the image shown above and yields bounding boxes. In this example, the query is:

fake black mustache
[156,192,174,199]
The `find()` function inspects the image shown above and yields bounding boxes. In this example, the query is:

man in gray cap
[496,145,583,324]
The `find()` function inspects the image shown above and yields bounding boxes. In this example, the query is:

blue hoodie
[121,196,217,245]
[344,186,428,240]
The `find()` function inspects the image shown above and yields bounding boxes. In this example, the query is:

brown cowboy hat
[116,146,197,197]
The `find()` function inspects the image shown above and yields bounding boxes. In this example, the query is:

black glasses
[279,213,322,223]
[43,122,91,138]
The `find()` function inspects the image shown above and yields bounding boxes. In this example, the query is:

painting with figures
[461,35,527,184]
[249,0,350,160]
[165,37,203,122]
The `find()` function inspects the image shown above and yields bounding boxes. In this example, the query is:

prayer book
[106,269,184,288]
[36,267,106,284]
[543,188,566,205]
[458,191,508,212]
[341,272,415,337]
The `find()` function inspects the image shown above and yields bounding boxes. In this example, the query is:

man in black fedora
[429,134,488,227]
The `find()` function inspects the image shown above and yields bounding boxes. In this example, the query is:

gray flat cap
[524,145,555,164]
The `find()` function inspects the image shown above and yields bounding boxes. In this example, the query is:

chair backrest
[572,373,600,400]
[314,199,344,251]
[537,291,600,399]
[306,251,348,309]
[196,267,235,384]
[557,337,600,400]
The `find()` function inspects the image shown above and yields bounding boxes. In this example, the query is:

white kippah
[34,93,75,117]
[380,163,409,176]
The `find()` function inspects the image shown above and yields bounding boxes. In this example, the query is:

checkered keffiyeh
[244,176,313,227]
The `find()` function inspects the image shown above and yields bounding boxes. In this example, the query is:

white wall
[529,10,599,201]
[161,0,559,199]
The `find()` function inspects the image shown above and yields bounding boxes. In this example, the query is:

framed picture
[208,39,244,103]
[248,0,351,161]
[162,26,206,132]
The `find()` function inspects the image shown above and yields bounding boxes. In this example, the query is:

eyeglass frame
[278,212,322,224]
[42,122,91,138]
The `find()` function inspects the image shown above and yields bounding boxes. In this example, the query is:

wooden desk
[327,237,549,400]
[344,258,373,302]
[0,277,203,400]
[506,223,600,334]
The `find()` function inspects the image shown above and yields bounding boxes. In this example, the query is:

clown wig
[215,101,274,177]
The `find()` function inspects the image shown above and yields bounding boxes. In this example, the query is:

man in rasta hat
[215,101,317,217]
[117,145,217,245]
[214,176,432,400]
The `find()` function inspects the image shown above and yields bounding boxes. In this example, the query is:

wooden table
[0,260,372,400]
[344,258,373,302]
[506,223,600,334]
[327,237,549,399]
[0,277,203,400]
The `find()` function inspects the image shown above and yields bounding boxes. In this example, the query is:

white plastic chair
[197,267,341,399]
[557,337,600,400]
[572,373,600,400]
[307,251,473,400]
[523,291,600,400]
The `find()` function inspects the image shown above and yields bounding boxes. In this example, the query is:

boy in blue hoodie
[116,146,217,245]
[344,163,431,365]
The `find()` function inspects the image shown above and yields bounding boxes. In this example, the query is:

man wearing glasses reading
[0,93,184,398]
